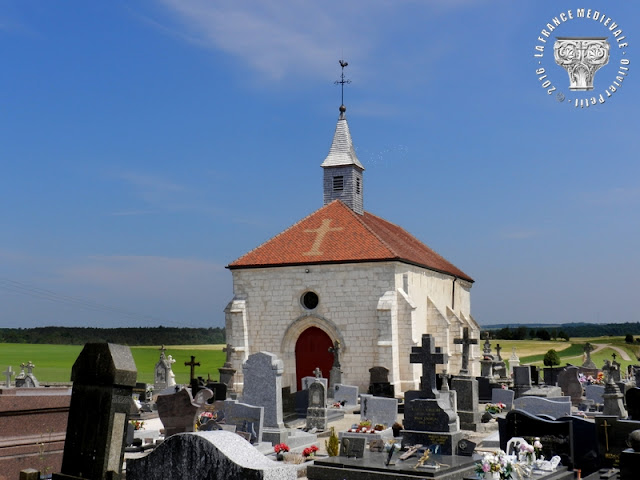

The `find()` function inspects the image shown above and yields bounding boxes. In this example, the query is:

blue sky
[1,1,638,329]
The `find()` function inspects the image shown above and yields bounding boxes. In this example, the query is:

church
[225,97,480,395]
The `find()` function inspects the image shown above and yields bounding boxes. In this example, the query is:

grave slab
[512,397,572,419]
[126,431,297,480]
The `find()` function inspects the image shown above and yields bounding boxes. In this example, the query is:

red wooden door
[295,326,334,391]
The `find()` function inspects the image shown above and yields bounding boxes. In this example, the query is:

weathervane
[334,59,351,107]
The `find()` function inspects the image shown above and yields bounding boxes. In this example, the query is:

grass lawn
[0,343,226,384]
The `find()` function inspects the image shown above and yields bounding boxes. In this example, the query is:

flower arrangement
[519,442,535,463]
[302,445,319,458]
[475,450,513,479]
[274,443,290,454]
[485,402,506,414]
[579,372,604,385]
[347,419,381,434]
[533,438,543,459]
[129,420,145,430]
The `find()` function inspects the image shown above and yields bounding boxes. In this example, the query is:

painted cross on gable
[3,366,13,388]
[410,334,448,399]
[303,219,343,256]
[184,356,201,382]
[453,327,477,376]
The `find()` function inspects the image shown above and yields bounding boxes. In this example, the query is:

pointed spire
[321,108,364,169]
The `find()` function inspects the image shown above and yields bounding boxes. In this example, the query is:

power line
[0,277,201,328]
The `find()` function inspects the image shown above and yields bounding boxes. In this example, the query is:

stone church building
[225,104,480,395]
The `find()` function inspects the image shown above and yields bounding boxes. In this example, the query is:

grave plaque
[52,343,136,480]
[557,366,583,405]
[513,396,572,419]
[491,388,515,410]
[339,436,366,458]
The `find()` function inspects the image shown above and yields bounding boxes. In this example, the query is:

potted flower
[519,442,535,464]
[475,450,513,480]
[274,443,290,461]
[533,437,543,460]
[302,445,319,460]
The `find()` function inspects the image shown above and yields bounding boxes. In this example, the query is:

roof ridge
[363,210,472,280]
[341,207,397,258]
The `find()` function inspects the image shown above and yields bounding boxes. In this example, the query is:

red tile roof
[228,200,473,282]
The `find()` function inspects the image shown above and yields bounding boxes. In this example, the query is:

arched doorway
[295,326,334,391]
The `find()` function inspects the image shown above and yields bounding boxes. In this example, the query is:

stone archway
[295,327,333,391]
[281,314,345,391]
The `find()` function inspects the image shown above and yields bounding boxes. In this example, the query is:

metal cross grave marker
[410,334,447,399]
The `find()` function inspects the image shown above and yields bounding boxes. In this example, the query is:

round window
[301,291,319,310]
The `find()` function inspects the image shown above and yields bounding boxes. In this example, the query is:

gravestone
[602,360,627,418]
[218,344,237,398]
[611,354,622,383]
[626,388,640,420]
[224,399,264,444]
[194,387,214,406]
[3,366,13,388]
[205,382,228,402]
[52,343,136,480]
[333,384,358,407]
[595,415,640,468]
[491,388,515,410]
[477,376,501,402]
[557,366,583,405]
[15,361,40,388]
[401,334,461,455]
[498,409,574,470]
[126,430,297,480]
[306,380,328,430]
[368,366,394,398]
[543,366,562,386]
[451,328,480,430]
[513,365,532,398]
[328,340,342,396]
[513,396,572,419]
[453,327,477,376]
[241,352,287,444]
[359,394,397,428]
[582,343,597,369]
[585,384,606,406]
[302,376,328,391]
[157,389,200,437]
[509,348,520,375]
[530,365,540,385]
[556,415,601,477]
[154,345,176,391]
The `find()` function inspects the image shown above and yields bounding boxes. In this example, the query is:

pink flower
[482,463,490,472]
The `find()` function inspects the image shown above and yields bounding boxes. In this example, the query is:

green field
[488,337,639,373]
[0,343,226,384]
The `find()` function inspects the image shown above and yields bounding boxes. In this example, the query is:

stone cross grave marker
[26,361,35,374]
[328,340,342,393]
[582,342,597,369]
[223,344,235,366]
[328,340,341,370]
[410,333,447,399]
[313,367,322,378]
[495,344,502,361]
[185,355,201,382]
[482,333,492,357]
[453,327,477,375]
[3,365,13,387]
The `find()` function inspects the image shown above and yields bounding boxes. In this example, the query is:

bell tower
[321,60,364,215]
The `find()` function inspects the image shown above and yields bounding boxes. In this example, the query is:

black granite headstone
[205,382,227,402]
[498,410,573,469]
[626,388,640,421]
[53,343,137,480]
[340,436,366,458]
[595,416,640,468]
[556,415,601,477]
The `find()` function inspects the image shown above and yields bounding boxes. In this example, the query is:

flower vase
[483,472,500,480]
[276,452,284,461]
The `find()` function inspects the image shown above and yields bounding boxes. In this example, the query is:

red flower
[303,445,319,457]
[274,443,290,453]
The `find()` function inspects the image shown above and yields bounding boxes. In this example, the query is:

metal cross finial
[334,59,351,108]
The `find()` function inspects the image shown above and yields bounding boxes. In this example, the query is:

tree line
[484,321,640,341]
[0,326,225,346]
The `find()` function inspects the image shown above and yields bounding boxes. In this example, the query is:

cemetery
[2,333,640,480]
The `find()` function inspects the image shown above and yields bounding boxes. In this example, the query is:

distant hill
[0,326,225,346]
